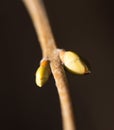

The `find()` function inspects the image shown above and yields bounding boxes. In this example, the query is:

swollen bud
[59,50,90,75]
[35,59,51,87]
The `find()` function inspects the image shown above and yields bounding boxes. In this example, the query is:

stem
[23,0,76,130]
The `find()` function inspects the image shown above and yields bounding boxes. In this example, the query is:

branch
[23,0,76,130]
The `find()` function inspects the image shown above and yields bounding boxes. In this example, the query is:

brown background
[0,0,114,130]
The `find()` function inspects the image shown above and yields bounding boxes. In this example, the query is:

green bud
[35,59,51,87]
[59,50,90,75]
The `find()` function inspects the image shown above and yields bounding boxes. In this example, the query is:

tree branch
[23,0,76,130]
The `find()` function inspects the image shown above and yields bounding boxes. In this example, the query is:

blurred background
[0,0,114,130]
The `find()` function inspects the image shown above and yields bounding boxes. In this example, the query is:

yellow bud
[59,50,90,74]
[35,59,51,87]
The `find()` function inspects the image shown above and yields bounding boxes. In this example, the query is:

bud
[59,50,90,75]
[35,59,51,87]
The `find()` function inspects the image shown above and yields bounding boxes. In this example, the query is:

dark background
[0,0,114,130]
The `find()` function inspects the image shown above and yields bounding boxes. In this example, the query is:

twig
[23,0,76,130]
